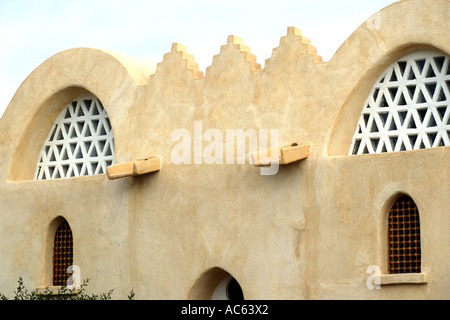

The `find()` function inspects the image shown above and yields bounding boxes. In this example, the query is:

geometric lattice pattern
[349,51,450,155]
[388,196,421,274]
[53,220,74,286]
[34,94,115,180]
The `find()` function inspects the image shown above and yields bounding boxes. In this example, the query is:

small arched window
[388,195,421,274]
[349,50,450,155]
[53,219,74,286]
[34,94,115,180]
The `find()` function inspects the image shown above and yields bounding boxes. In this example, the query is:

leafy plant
[0,277,135,300]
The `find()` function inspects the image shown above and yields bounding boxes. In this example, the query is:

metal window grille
[53,220,74,286]
[34,94,115,180]
[388,196,421,274]
[349,51,450,155]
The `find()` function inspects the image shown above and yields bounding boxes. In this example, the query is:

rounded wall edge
[0,47,146,181]
[326,0,450,156]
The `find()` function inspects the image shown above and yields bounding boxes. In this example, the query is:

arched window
[53,219,74,286]
[34,94,115,180]
[349,50,450,155]
[388,195,421,274]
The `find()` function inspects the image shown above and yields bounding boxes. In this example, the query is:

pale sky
[0,0,397,117]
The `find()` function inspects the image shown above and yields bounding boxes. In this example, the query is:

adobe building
[0,0,448,299]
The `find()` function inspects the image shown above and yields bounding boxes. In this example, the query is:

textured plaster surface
[0,0,448,299]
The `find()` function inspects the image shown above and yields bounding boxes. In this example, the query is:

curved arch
[348,50,450,155]
[187,267,245,300]
[327,0,450,156]
[52,218,74,286]
[34,93,115,180]
[1,47,152,181]
[387,194,421,274]
[44,216,73,286]
[373,186,424,273]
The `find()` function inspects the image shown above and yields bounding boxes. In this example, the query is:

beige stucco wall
[0,0,448,299]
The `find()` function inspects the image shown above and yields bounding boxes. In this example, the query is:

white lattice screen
[34,95,115,180]
[349,51,450,155]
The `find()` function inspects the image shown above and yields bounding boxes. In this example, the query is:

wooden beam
[251,143,310,167]
[106,157,161,180]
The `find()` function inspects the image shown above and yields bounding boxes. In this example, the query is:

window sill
[379,273,428,286]
[35,286,80,295]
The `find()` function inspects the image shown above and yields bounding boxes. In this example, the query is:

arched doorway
[188,267,244,300]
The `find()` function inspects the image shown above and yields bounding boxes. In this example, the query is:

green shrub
[0,277,134,300]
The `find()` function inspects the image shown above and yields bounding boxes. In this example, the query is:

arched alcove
[328,45,450,156]
[374,187,424,274]
[44,216,74,286]
[2,47,150,181]
[387,195,421,274]
[9,86,92,180]
[188,267,245,300]
[348,50,450,155]
[326,0,450,157]
[34,93,115,180]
